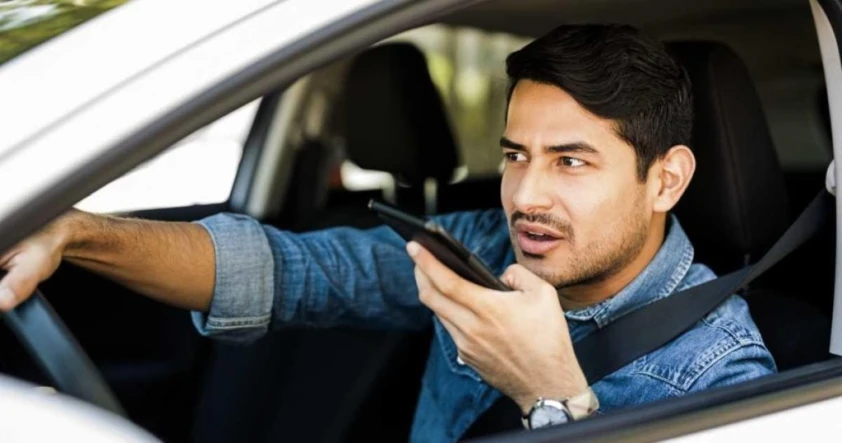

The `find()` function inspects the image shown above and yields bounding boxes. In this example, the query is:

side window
[1,0,130,68]
[389,25,530,178]
[338,25,530,190]
[75,100,261,213]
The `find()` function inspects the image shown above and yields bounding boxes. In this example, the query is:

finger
[501,264,553,294]
[415,266,474,324]
[0,243,23,267]
[407,241,489,307]
[437,314,467,344]
[0,265,39,311]
[413,264,434,293]
[436,315,470,365]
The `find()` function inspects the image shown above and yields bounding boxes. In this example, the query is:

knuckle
[502,264,525,287]
[418,288,431,305]
[442,277,462,295]
[419,289,443,312]
[461,317,481,337]
[437,279,454,294]
[507,264,526,277]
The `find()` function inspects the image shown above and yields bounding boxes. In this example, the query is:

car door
[2,0,841,442]
[0,2,445,442]
[481,0,842,440]
[0,94,277,441]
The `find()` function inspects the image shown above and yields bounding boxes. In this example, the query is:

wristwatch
[521,387,599,430]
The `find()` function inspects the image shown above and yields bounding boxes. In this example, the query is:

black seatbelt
[464,189,833,439]
[575,189,832,383]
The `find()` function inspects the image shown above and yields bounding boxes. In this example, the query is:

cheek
[561,177,636,240]
[557,177,608,217]
[564,195,609,238]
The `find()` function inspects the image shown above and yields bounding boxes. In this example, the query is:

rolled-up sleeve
[188,208,508,343]
[191,213,275,342]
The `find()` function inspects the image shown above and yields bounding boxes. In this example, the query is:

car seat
[667,41,833,370]
[191,43,460,443]
[303,42,461,231]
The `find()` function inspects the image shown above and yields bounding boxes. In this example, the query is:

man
[0,24,774,441]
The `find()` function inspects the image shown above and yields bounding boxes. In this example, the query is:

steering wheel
[1,289,125,417]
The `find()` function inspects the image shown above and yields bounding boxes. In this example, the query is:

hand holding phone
[369,200,511,291]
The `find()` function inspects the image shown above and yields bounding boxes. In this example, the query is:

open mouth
[524,231,556,241]
[514,223,565,256]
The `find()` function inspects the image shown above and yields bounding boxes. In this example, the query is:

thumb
[0,265,40,312]
[501,264,552,294]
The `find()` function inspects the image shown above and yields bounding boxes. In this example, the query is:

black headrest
[341,43,459,186]
[667,42,790,272]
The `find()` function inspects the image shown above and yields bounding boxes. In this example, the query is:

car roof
[0,0,278,155]
[445,0,804,36]
[0,0,825,246]
[0,0,381,246]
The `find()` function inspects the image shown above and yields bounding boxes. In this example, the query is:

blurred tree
[0,0,128,65]
[389,25,530,178]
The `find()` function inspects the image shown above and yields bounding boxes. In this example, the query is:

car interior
[0,0,836,442]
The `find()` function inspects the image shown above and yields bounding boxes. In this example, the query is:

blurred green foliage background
[0,0,128,65]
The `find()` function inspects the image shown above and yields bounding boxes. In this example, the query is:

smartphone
[368,199,511,291]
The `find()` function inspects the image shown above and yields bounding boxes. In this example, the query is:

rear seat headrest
[341,43,459,186]
[667,41,789,272]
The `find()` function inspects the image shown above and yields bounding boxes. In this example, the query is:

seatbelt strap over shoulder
[574,189,834,384]
[463,189,833,439]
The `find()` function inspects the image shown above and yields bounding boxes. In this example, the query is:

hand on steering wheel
[0,213,125,416]
[0,215,67,311]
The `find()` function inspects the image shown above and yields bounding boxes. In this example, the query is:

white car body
[0,374,158,442]
[0,0,840,440]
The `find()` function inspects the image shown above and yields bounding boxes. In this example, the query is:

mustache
[510,211,574,239]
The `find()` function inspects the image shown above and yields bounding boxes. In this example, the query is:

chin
[516,253,564,283]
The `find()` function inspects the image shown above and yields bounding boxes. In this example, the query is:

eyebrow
[499,136,599,155]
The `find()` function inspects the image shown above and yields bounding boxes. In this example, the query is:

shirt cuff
[190,213,275,343]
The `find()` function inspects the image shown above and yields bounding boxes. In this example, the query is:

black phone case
[369,200,510,291]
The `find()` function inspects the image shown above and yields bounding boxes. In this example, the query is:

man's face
[501,80,655,288]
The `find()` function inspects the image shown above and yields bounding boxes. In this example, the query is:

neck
[558,214,667,311]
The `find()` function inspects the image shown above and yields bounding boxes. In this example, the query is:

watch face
[530,403,570,429]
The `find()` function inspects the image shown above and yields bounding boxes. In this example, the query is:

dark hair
[506,24,693,181]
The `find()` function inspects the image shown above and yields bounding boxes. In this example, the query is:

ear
[651,145,696,213]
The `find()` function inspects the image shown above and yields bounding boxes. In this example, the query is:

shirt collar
[563,214,695,328]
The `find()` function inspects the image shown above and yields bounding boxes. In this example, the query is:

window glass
[75,100,260,213]
[0,0,128,67]
[338,25,531,190]
[388,25,530,178]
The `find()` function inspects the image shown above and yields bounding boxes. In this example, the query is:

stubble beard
[512,191,651,289]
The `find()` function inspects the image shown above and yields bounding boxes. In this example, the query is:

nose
[511,164,553,214]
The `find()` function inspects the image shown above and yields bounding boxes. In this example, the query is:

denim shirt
[191,209,776,442]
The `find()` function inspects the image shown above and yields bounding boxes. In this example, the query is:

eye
[560,157,586,168]
[504,151,527,163]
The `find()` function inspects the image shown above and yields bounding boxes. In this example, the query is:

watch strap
[521,387,599,430]
[565,387,599,421]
